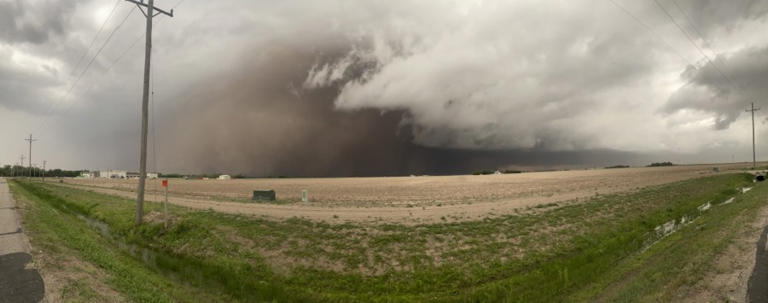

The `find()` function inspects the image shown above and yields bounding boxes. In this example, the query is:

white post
[302,189,308,202]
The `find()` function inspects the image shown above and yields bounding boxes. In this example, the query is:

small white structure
[79,171,95,178]
[218,175,231,180]
[99,170,127,179]
[127,172,159,179]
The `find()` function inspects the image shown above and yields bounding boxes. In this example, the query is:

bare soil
[60,164,752,224]
[677,201,768,302]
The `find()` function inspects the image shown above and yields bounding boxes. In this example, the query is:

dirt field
[59,163,755,224]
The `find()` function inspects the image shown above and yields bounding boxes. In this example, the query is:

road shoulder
[0,178,44,303]
[679,202,768,302]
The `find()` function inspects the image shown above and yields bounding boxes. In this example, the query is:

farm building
[98,170,127,179]
[218,175,231,180]
[80,170,129,179]
[127,172,160,179]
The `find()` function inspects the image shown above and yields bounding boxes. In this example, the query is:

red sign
[162,180,168,187]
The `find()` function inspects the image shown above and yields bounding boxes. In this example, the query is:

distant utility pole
[747,102,760,168]
[125,0,174,225]
[19,155,24,178]
[42,160,46,182]
[25,134,36,179]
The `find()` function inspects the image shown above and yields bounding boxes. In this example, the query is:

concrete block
[252,190,276,202]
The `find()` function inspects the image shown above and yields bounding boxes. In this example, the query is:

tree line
[0,165,83,177]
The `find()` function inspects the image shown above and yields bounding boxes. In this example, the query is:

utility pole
[126,0,173,225]
[747,102,760,168]
[19,155,24,178]
[42,160,46,182]
[25,134,36,179]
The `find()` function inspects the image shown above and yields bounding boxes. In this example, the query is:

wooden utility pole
[125,0,173,225]
[25,134,36,179]
[19,155,24,178]
[747,102,760,168]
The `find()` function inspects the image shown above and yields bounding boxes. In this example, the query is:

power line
[648,0,760,166]
[651,0,734,86]
[667,0,756,102]
[605,0,696,67]
[70,0,122,78]
[35,0,189,138]
[669,0,709,48]
[106,0,187,70]
[34,5,137,137]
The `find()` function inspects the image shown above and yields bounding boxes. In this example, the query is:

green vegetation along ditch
[10,173,766,302]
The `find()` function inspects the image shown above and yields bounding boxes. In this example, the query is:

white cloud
[303,0,768,155]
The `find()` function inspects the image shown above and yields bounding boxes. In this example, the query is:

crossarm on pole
[124,0,174,17]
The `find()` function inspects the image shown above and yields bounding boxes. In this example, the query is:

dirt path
[677,201,768,302]
[0,178,45,303]
[58,164,749,224]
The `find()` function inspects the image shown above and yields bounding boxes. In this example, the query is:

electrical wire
[651,0,734,85]
[34,5,137,137]
[108,0,187,70]
[70,0,122,78]
[669,0,709,47]
[33,0,190,141]
[606,0,696,67]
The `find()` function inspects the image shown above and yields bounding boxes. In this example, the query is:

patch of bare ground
[215,225,358,275]
[676,203,768,302]
[56,164,752,225]
[36,251,125,303]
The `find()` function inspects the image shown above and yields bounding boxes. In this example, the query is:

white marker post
[302,189,308,202]
[162,179,169,228]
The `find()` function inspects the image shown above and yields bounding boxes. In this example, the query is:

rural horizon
[3,0,768,302]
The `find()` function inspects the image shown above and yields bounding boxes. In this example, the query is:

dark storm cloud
[675,0,768,38]
[149,41,641,176]
[154,42,418,176]
[0,48,58,112]
[0,0,80,45]
[664,46,768,129]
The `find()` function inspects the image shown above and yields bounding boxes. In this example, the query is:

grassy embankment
[9,173,766,302]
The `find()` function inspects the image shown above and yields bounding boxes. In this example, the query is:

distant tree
[472,169,495,175]
[502,169,523,174]
[646,162,675,167]
[605,165,630,169]
[159,173,184,178]
[0,166,82,177]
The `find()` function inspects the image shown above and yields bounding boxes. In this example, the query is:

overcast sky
[1,0,768,176]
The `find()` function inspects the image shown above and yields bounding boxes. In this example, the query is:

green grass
[9,173,766,302]
[9,181,224,303]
